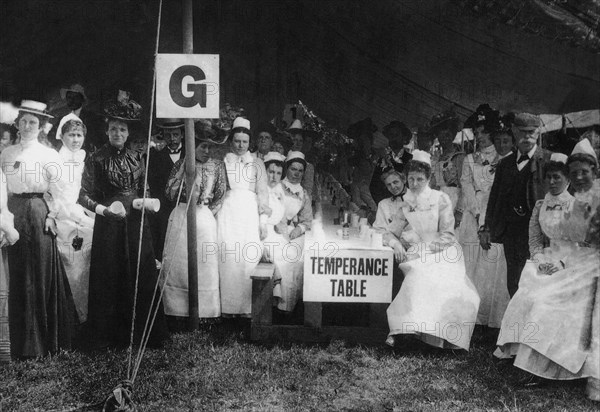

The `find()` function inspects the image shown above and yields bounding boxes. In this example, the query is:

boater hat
[18,100,54,119]
[157,118,184,129]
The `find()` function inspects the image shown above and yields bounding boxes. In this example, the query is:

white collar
[59,145,86,163]
[405,185,432,203]
[282,178,303,194]
[225,151,254,164]
[544,189,572,203]
[517,145,537,160]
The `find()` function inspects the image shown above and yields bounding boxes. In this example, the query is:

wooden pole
[183,0,199,330]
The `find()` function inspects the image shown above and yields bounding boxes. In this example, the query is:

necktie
[517,154,529,164]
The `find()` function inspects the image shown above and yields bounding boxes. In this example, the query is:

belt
[12,192,44,199]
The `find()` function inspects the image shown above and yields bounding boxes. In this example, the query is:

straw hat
[18,100,54,119]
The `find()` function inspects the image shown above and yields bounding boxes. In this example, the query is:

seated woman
[271,151,312,313]
[161,128,227,324]
[495,143,599,401]
[55,119,95,324]
[373,166,407,298]
[384,150,480,350]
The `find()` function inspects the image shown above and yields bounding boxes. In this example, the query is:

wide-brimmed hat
[60,83,87,101]
[103,90,142,122]
[18,100,54,119]
[195,121,228,145]
[157,118,184,129]
[285,150,307,168]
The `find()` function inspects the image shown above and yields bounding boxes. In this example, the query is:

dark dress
[79,144,169,347]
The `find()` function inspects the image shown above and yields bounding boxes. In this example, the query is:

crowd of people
[0,85,598,401]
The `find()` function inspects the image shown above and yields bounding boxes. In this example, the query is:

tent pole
[183,0,199,331]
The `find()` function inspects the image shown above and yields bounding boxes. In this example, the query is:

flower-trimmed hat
[427,110,459,135]
[103,90,142,122]
[285,150,307,169]
[195,120,228,145]
[18,100,54,119]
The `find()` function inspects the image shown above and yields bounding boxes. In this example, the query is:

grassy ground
[0,324,597,412]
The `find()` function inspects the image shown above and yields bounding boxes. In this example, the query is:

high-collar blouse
[78,144,147,212]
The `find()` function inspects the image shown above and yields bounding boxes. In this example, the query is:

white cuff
[95,204,107,216]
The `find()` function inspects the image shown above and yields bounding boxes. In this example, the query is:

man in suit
[369,121,413,204]
[481,113,551,297]
[147,118,185,261]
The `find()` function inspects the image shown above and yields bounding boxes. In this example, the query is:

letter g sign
[156,54,219,118]
[169,65,207,108]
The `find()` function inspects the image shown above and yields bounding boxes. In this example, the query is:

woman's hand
[478,229,491,250]
[1,227,20,246]
[392,242,406,263]
[259,224,268,241]
[289,226,304,240]
[44,217,57,237]
[538,262,562,276]
[103,209,126,221]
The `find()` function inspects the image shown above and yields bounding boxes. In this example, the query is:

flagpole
[183,0,199,330]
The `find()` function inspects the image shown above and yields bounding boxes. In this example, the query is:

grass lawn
[0,323,597,411]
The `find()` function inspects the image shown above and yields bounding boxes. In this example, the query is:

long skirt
[495,245,599,383]
[87,202,169,347]
[56,213,94,323]
[262,227,304,312]
[7,196,76,358]
[217,189,262,316]
[387,245,480,350]
[459,210,509,328]
[162,204,220,318]
[0,249,9,363]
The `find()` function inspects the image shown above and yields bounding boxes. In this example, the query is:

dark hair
[492,128,514,142]
[264,159,284,170]
[406,160,432,179]
[105,117,131,132]
[567,153,598,171]
[16,111,48,128]
[229,127,252,141]
[0,123,12,139]
[61,119,87,136]
[285,159,306,172]
[543,161,569,179]
[383,121,411,140]
[380,168,406,183]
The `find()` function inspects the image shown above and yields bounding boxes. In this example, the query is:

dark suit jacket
[147,147,185,206]
[485,146,551,242]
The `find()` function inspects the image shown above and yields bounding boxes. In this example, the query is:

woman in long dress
[54,119,94,324]
[217,117,270,317]
[459,120,509,328]
[161,129,227,322]
[0,168,19,363]
[495,146,599,401]
[79,92,169,348]
[385,150,480,350]
[0,100,76,357]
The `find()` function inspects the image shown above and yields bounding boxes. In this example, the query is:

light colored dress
[54,146,94,323]
[217,151,269,316]
[385,186,480,350]
[459,145,509,328]
[495,186,600,396]
[161,158,227,319]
